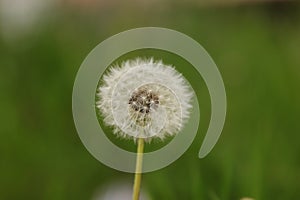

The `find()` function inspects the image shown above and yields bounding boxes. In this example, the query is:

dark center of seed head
[128,88,159,114]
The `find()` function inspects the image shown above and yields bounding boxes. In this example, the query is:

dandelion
[96,58,194,200]
[96,58,193,140]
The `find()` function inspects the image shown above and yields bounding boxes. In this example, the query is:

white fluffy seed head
[96,58,194,142]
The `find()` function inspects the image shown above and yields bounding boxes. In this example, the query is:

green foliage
[1,3,300,200]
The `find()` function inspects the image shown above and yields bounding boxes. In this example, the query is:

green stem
[132,138,144,200]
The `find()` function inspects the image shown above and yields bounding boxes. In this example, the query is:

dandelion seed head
[96,58,194,142]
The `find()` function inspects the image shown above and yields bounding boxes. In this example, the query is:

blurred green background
[1,0,300,199]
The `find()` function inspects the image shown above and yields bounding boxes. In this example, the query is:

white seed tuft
[96,58,194,142]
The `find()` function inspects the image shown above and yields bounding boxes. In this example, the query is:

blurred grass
[1,2,300,200]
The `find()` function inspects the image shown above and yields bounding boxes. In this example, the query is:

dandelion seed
[96,58,194,141]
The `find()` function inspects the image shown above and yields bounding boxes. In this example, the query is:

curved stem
[132,138,144,200]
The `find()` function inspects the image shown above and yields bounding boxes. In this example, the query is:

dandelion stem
[132,138,144,200]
